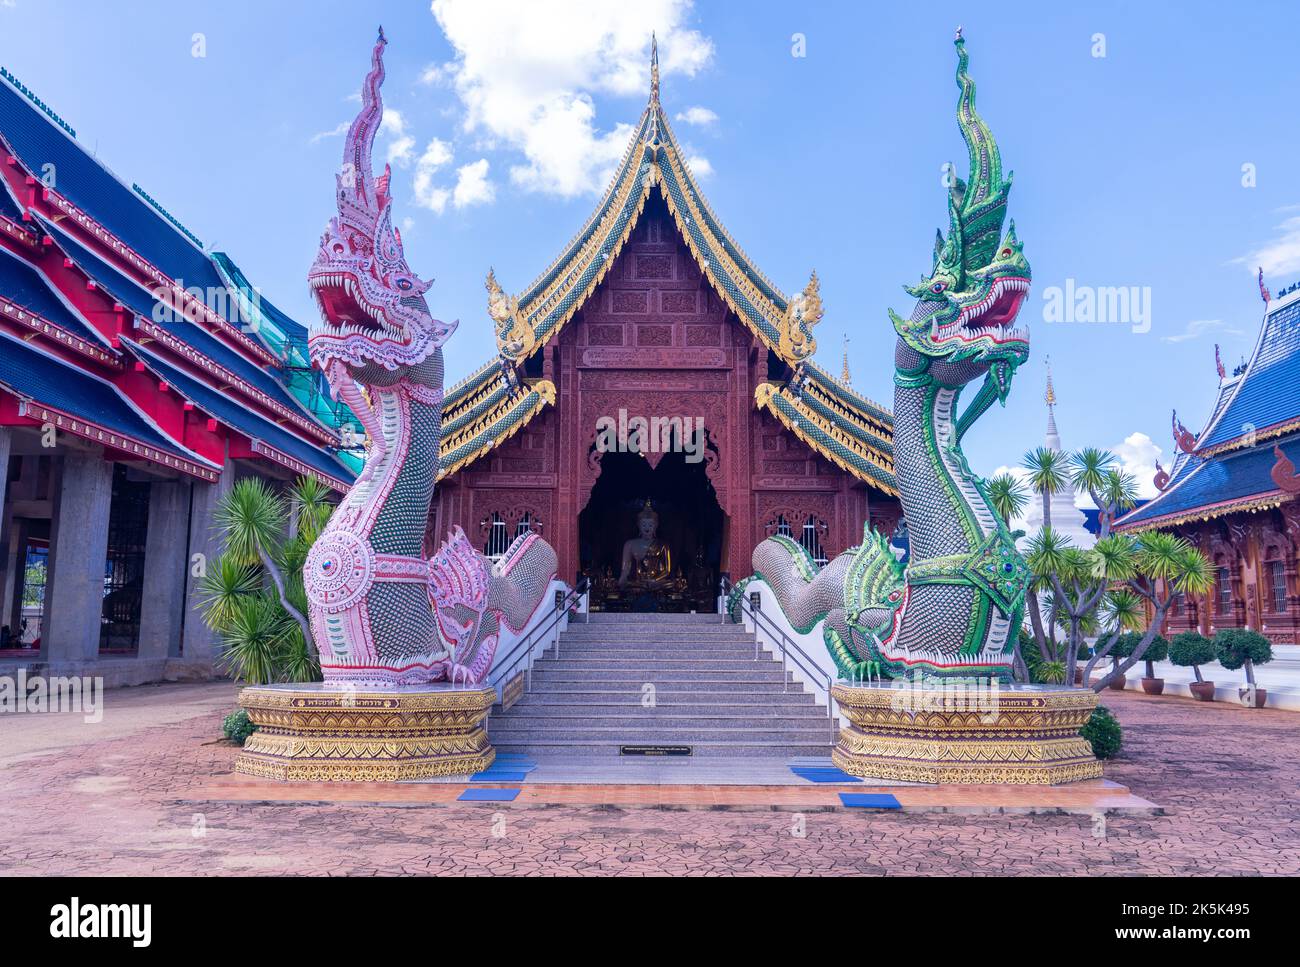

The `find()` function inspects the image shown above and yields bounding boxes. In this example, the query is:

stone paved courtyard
[1,681,1297,875]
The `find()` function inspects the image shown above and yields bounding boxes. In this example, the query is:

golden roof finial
[841,333,852,386]
[1044,355,1056,407]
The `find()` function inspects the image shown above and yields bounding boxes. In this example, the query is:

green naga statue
[749,30,1031,682]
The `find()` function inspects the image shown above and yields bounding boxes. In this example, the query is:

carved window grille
[1270,559,1287,614]
[483,511,540,561]
[767,513,828,567]
[1216,567,1233,615]
[483,512,510,561]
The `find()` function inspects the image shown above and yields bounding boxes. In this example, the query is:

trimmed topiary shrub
[1168,631,1215,683]
[1141,633,1170,679]
[1213,628,1273,686]
[1080,705,1122,760]
[222,708,257,745]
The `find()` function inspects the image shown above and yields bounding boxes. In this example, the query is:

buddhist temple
[0,66,357,683]
[1115,274,1300,645]
[432,45,901,610]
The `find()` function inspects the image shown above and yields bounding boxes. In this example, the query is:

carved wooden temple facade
[433,54,900,600]
[1115,276,1300,645]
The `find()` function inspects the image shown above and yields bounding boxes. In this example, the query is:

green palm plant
[1022,447,1067,529]
[1069,448,1116,503]
[203,476,336,685]
[986,473,1029,526]
[214,477,312,645]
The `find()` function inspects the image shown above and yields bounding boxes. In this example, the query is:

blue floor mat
[790,767,862,784]
[458,788,521,802]
[470,771,528,782]
[839,792,901,810]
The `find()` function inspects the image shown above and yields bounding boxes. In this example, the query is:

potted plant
[1213,628,1273,708]
[1099,631,1138,691]
[1169,631,1216,701]
[1139,633,1169,695]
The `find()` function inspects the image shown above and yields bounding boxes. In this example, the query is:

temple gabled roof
[442,44,897,494]
[1195,289,1300,455]
[1115,286,1300,532]
[1113,435,1294,531]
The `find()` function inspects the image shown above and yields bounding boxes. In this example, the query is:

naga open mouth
[308,271,409,345]
[933,276,1030,346]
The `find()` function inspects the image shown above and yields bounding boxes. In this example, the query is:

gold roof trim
[755,382,898,496]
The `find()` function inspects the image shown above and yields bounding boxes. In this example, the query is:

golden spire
[840,333,851,385]
[650,33,660,103]
[1044,355,1056,407]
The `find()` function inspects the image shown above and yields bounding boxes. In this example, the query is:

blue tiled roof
[0,245,107,346]
[125,339,353,484]
[0,329,207,463]
[0,76,242,327]
[1115,440,1290,528]
[41,218,309,418]
[1198,296,1300,450]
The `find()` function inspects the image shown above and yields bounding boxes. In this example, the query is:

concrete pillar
[43,453,113,664]
[180,461,233,667]
[136,480,189,660]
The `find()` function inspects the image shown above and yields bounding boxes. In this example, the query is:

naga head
[308,28,456,391]
[890,30,1030,394]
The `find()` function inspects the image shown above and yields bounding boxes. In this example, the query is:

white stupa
[1023,359,1095,549]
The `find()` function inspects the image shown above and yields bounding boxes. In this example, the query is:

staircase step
[493,713,829,728]
[492,741,833,758]
[510,691,817,705]
[490,612,827,756]
[487,726,833,743]
[526,678,801,692]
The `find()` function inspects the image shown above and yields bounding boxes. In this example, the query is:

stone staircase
[489,612,834,757]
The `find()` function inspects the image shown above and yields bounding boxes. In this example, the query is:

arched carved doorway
[579,448,725,612]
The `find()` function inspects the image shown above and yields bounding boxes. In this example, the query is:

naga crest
[486,268,536,362]
[429,525,492,650]
[779,271,823,363]
[890,30,1030,397]
[308,28,456,390]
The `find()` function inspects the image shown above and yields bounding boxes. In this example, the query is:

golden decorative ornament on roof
[779,270,822,363]
[486,268,535,362]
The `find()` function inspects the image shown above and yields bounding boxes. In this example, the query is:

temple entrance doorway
[579,449,724,613]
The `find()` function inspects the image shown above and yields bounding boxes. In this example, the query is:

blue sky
[3,0,1297,500]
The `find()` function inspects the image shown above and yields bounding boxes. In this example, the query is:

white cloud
[1160,318,1243,344]
[419,62,453,86]
[413,138,455,213]
[675,105,717,126]
[429,0,713,198]
[1112,431,1164,500]
[382,108,416,168]
[453,159,495,208]
[1233,212,1300,278]
[684,154,713,178]
[309,121,349,145]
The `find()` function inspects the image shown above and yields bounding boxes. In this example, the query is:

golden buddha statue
[618,499,672,589]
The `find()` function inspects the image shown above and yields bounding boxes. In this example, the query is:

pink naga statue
[303,28,557,687]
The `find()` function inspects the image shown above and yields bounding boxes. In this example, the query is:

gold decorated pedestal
[235,683,497,782]
[830,682,1103,785]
